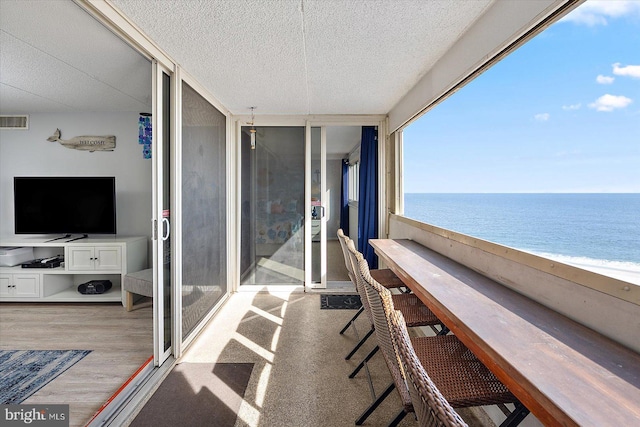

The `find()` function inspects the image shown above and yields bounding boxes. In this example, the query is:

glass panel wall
[161,71,172,354]
[311,127,322,284]
[181,82,227,339]
[240,126,305,285]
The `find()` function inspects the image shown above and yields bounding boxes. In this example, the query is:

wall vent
[0,115,29,129]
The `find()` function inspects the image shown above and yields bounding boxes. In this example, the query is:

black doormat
[130,362,253,427]
[320,294,362,309]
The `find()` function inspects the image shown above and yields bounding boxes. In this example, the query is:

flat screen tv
[14,177,116,235]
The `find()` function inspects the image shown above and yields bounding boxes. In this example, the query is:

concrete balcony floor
[150,290,496,427]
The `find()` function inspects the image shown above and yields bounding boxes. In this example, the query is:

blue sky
[403,0,640,193]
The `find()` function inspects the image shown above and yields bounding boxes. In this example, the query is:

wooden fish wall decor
[47,128,116,152]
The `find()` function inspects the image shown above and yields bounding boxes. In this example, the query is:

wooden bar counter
[370,238,640,427]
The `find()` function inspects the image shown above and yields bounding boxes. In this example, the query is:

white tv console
[0,236,147,305]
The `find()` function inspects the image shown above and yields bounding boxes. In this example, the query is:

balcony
[117,218,638,426]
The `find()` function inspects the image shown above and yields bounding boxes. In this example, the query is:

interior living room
[0,1,378,423]
[0,1,155,423]
[2,1,639,427]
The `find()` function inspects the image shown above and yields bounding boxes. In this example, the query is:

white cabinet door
[0,274,11,297]
[67,246,121,271]
[67,247,95,271]
[94,246,122,270]
[14,274,40,297]
[0,274,40,297]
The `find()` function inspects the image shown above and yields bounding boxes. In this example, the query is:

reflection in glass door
[240,127,305,286]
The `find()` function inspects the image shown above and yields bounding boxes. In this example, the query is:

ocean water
[403,194,640,273]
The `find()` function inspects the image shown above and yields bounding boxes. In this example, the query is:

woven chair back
[337,229,355,282]
[389,309,468,427]
[345,239,375,326]
[357,256,413,409]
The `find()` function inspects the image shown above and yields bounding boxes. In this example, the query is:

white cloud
[562,103,582,111]
[612,63,640,79]
[596,75,615,84]
[561,0,640,26]
[588,94,633,112]
[534,113,550,122]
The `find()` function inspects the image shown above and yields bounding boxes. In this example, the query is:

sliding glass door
[152,62,172,365]
[238,124,362,289]
[309,126,327,288]
[309,125,366,287]
[309,125,358,288]
[180,81,228,341]
[153,70,229,360]
[239,126,305,286]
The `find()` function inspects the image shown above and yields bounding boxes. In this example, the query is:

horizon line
[403,192,640,194]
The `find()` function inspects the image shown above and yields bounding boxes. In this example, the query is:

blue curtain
[340,159,350,236]
[357,126,378,269]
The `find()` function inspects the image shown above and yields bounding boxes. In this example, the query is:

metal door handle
[162,218,170,241]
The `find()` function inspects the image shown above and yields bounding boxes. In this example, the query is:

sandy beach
[538,253,640,286]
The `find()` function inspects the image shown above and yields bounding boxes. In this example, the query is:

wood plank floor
[0,302,153,427]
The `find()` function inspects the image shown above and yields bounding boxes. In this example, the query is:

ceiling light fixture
[249,107,257,150]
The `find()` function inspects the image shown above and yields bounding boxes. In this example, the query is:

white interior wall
[348,204,358,249]
[346,145,361,248]
[0,112,152,244]
[326,158,342,239]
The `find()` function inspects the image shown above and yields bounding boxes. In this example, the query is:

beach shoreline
[567,263,640,286]
[533,252,640,286]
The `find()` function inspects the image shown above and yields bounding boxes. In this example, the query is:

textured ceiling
[111,0,495,115]
[0,0,498,117]
[0,0,151,114]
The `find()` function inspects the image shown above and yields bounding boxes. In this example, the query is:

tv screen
[14,177,116,235]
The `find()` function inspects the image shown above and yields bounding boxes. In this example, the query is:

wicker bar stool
[345,239,447,378]
[391,307,468,427]
[351,253,447,426]
[337,229,414,362]
[390,309,530,427]
[360,255,530,427]
[337,229,405,337]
